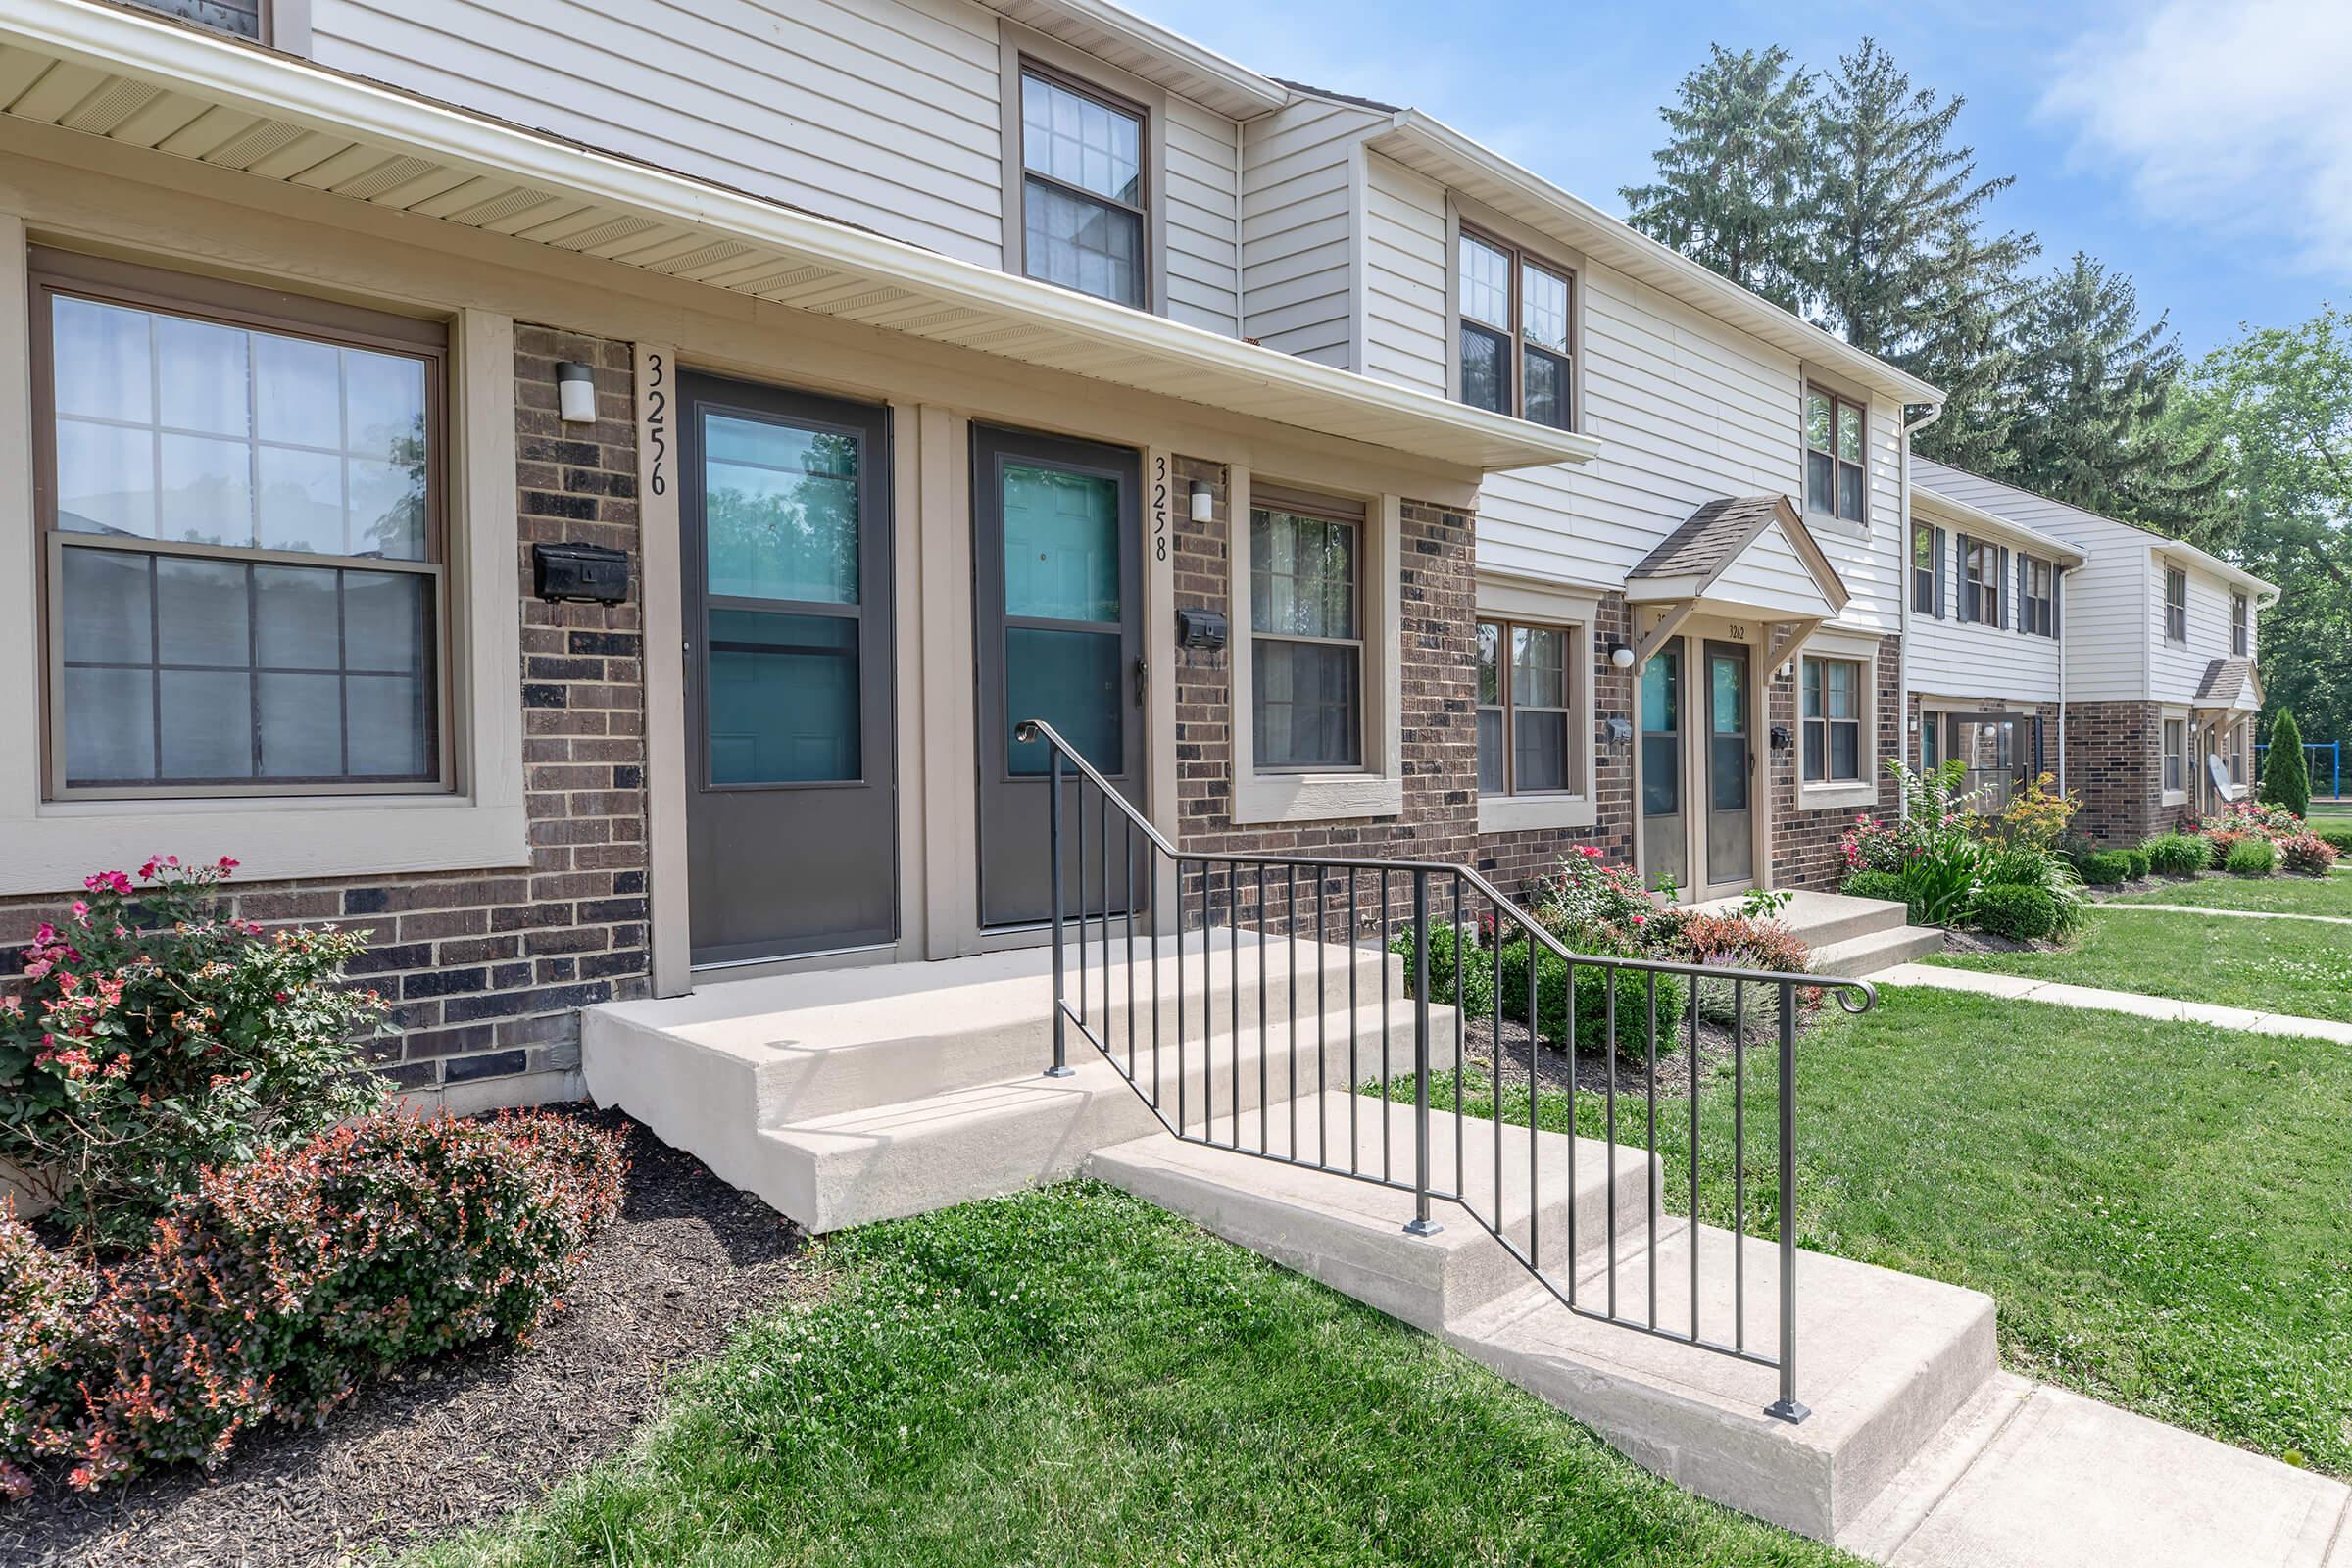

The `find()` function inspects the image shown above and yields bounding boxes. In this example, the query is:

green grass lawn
[1923,906,2352,1021]
[2108,873,2352,917]
[1404,987,2352,1474]
[415,1183,1848,1567]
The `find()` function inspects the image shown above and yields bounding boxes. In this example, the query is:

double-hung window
[2163,719,2185,794]
[1476,620,1576,795]
[1018,68,1147,310]
[1250,489,1363,770]
[1801,657,1863,783]
[2021,556,2054,637]
[1804,387,1865,524]
[1456,231,1573,430]
[2231,592,2248,655]
[2164,567,2188,642]
[1961,538,2004,627]
[35,252,446,797]
[1912,520,1944,616]
[132,0,262,39]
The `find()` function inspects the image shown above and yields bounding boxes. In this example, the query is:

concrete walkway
[1881,962,2352,1045]
[2096,902,2352,925]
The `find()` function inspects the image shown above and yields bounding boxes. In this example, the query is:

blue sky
[1145,0,2352,358]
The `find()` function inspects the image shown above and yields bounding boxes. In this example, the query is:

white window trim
[1228,466,1403,824]
[2161,708,2190,807]
[1796,627,1881,809]
[1798,365,1876,537]
[1474,575,1597,834]
[0,222,525,894]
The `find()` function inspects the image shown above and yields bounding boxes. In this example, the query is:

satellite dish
[2206,752,2234,799]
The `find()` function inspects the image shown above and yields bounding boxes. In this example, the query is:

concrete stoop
[1693,889,1947,977]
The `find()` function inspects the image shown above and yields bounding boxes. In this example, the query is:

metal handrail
[1014,716,1877,1423]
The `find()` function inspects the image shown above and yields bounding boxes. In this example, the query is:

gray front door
[1704,640,1753,888]
[971,424,1145,929]
[681,374,896,966]
[1641,643,1687,893]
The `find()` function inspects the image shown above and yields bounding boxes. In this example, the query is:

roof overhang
[969,0,1287,120]
[0,0,1594,475]
[1363,111,1942,409]
[2154,539,2279,604]
[1914,484,2086,567]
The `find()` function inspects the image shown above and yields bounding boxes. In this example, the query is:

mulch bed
[1456,1004,1834,1104]
[0,1106,816,1568]
[1938,928,2053,956]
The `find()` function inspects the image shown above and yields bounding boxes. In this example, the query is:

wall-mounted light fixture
[1189,480,1214,522]
[556,362,597,424]
[1607,642,1636,670]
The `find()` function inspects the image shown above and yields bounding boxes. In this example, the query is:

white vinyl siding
[1239,98,1381,367]
[1908,515,2065,709]
[1160,101,1242,333]
[2151,555,2241,698]
[1359,154,1449,395]
[310,0,1009,268]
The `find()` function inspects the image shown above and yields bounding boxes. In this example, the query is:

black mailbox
[1176,607,1228,651]
[1769,723,1793,751]
[532,541,631,605]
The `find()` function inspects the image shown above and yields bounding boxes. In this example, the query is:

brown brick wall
[1169,457,1476,929]
[1770,634,1904,890]
[1474,592,1638,899]
[0,325,651,1106]
[2065,700,2185,845]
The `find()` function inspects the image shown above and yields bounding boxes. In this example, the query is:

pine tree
[2002,254,2227,536]
[2260,709,2310,818]
[1803,39,2036,380]
[1620,44,1815,312]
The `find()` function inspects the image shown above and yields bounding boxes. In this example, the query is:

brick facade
[2064,700,2185,845]
[1473,592,1637,898]
[1169,457,1477,928]
[1770,634,1903,890]
[0,325,652,1107]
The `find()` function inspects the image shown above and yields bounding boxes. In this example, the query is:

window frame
[1803,384,1867,526]
[2231,592,2248,656]
[1451,222,1577,432]
[28,248,453,801]
[1476,616,1582,798]
[2020,554,2055,638]
[1961,537,2005,628]
[2164,565,2188,643]
[2162,716,2186,798]
[1248,485,1366,774]
[129,0,270,43]
[1800,655,1865,784]
[1011,58,1152,313]
[1912,519,1945,617]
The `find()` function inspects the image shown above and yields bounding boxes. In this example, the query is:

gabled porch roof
[2192,657,2264,714]
[0,0,1595,474]
[1626,494,1849,621]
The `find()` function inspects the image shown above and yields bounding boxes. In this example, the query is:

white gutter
[1912,484,2087,566]
[4,0,1592,473]
[968,0,1288,117]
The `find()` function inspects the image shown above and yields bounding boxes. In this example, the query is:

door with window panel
[1640,646,1686,893]
[34,255,444,798]
[680,376,896,966]
[1704,641,1753,889]
[973,426,1144,930]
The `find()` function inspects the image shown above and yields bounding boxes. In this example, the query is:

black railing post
[1767,978,1808,1423]
[1044,743,1075,1079]
[1404,869,1442,1238]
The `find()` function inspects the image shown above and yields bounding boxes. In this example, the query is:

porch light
[556,362,598,424]
[1607,642,1635,669]
[1190,480,1214,522]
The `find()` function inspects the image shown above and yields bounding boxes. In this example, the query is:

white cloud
[2041,0,2352,271]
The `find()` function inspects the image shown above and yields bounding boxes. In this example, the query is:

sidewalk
[1880,963,2352,1045]
[2096,902,2352,926]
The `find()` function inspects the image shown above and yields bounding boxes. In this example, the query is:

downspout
[2056,562,2071,793]
[1897,402,1945,819]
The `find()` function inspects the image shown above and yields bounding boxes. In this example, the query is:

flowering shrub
[1838,761,1988,927]
[1990,772,2079,848]
[2202,799,2304,844]
[1526,846,1683,956]
[2205,830,2248,870]
[0,1111,625,1494]
[2280,834,2339,877]
[0,858,390,1247]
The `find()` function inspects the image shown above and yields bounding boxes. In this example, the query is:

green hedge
[2144,833,2207,877]
[2318,827,2352,856]
[1399,923,1687,1059]
[1972,884,2059,941]
[2079,849,2132,887]
[1840,870,1907,904]
[2122,847,2151,880]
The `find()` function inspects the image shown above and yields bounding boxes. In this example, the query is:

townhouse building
[0,0,2277,1117]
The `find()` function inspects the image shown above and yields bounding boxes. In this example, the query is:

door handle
[1134,656,1148,708]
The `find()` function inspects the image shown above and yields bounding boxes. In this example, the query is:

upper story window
[33,252,445,798]
[2021,556,2055,637]
[1804,387,1865,524]
[2164,566,2188,642]
[1476,620,1578,795]
[1250,488,1363,770]
[1961,537,2004,627]
[1801,656,1863,783]
[1912,520,1944,616]
[2231,592,2248,655]
[1018,68,1147,310]
[1456,231,1573,431]
[132,0,262,39]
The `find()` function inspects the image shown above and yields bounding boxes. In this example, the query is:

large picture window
[1476,619,1577,795]
[1455,230,1574,430]
[1250,489,1362,770]
[1801,657,1863,783]
[1804,387,1865,524]
[1018,68,1147,310]
[34,253,446,797]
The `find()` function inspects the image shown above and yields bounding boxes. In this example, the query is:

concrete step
[1811,923,1947,977]
[1690,890,1913,951]
[1449,1226,1995,1543]
[1090,1095,1659,1335]
[585,932,1398,1127]
[693,1001,1454,1233]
